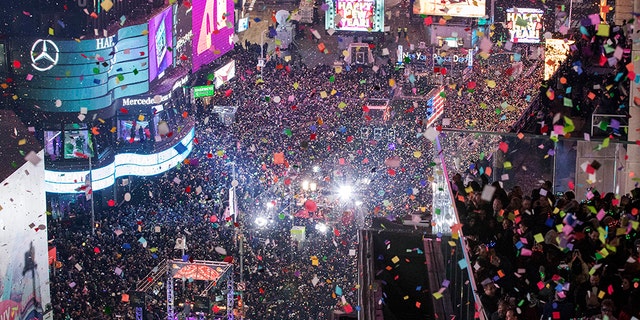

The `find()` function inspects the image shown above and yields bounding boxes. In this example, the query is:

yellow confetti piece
[18,139,27,145]
[534,233,544,243]
[391,256,400,264]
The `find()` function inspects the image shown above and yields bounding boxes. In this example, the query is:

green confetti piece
[329,75,335,82]
[133,69,139,75]
[92,67,100,74]
[117,74,125,81]
[599,120,609,131]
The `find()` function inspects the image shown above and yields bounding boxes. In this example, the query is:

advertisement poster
[149,7,174,81]
[192,0,235,72]
[325,0,384,32]
[506,8,543,43]
[414,0,485,18]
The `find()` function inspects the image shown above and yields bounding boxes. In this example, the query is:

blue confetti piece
[545,217,554,228]
[458,259,468,269]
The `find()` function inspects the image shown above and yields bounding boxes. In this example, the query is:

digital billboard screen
[10,24,149,112]
[413,0,485,18]
[325,0,384,32]
[506,8,543,43]
[192,0,235,72]
[174,2,193,67]
[149,7,174,81]
[214,60,235,88]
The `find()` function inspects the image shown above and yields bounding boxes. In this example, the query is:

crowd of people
[451,174,640,320]
[45,12,639,320]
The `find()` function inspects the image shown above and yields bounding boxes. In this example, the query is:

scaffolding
[165,259,235,320]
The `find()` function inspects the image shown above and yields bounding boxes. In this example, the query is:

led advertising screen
[192,0,235,72]
[414,0,485,18]
[214,60,235,88]
[149,7,174,81]
[325,0,384,32]
[174,2,193,67]
[0,151,51,320]
[506,8,543,44]
[237,17,249,32]
[64,129,94,159]
[11,24,149,112]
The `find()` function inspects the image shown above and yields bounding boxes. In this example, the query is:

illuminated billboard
[11,24,149,112]
[414,0,485,18]
[325,0,384,32]
[214,60,235,88]
[174,2,193,67]
[45,127,195,193]
[506,8,543,43]
[0,151,51,320]
[192,0,235,72]
[149,7,174,81]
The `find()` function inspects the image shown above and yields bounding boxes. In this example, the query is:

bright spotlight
[339,185,353,200]
[302,180,310,191]
[254,217,268,227]
[315,223,328,233]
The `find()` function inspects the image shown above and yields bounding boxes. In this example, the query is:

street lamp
[259,29,269,78]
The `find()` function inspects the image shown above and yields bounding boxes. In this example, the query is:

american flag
[426,86,445,127]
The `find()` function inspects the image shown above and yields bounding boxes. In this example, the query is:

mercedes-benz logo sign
[30,39,60,71]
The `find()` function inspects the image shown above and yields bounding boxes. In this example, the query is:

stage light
[315,223,328,233]
[254,217,268,227]
[339,185,353,200]
[266,201,275,209]
[302,180,310,191]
